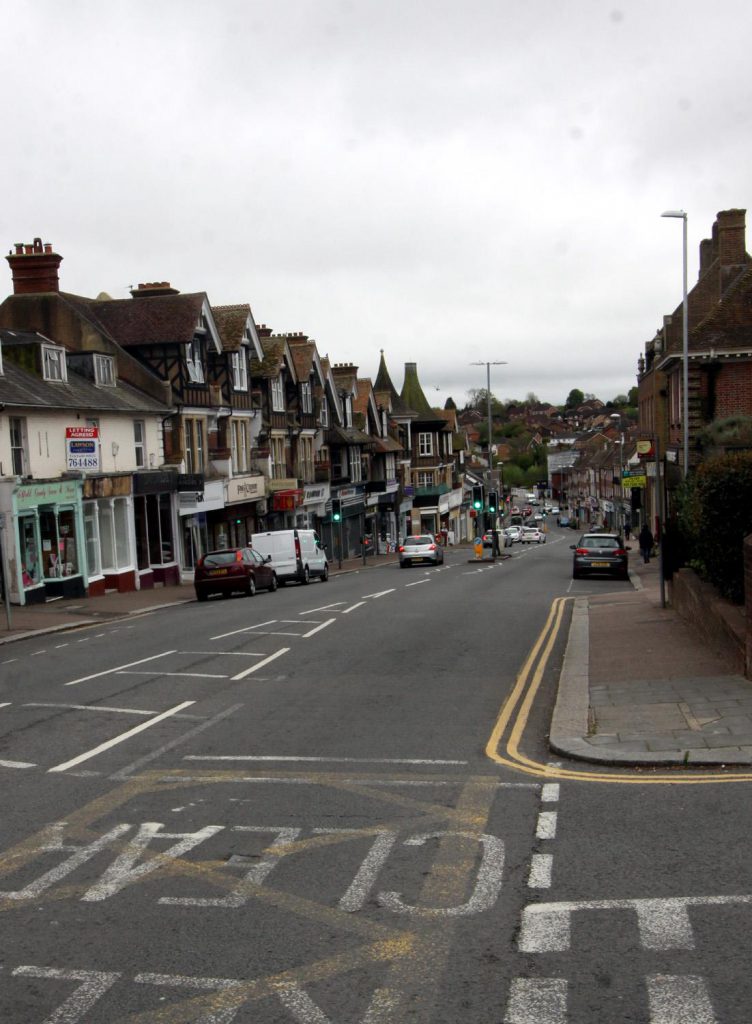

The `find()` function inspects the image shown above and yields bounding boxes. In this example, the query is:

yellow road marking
[485,597,752,785]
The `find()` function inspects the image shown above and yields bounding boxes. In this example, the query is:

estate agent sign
[65,426,100,471]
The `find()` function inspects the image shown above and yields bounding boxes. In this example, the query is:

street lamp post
[470,360,507,536]
[661,210,689,478]
[610,413,624,534]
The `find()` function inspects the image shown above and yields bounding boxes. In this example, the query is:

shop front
[214,475,267,549]
[3,478,86,606]
[298,483,329,531]
[265,482,303,530]
[82,474,137,596]
[132,470,182,589]
[178,478,224,576]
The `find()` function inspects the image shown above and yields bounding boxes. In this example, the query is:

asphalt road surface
[0,527,750,1022]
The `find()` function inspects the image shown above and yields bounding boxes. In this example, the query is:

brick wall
[671,567,747,677]
[716,361,752,418]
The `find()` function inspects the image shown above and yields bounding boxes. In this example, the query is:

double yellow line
[485,596,752,785]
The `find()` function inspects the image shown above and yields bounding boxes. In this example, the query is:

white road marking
[0,759,36,769]
[64,650,176,687]
[182,650,269,657]
[0,702,11,709]
[47,700,195,773]
[13,967,120,1022]
[24,702,167,717]
[54,643,70,649]
[160,774,538,788]
[504,977,567,1024]
[362,589,395,599]
[211,619,278,640]
[405,579,430,587]
[646,974,717,1024]
[541,783,560,802]
[518,893,752,953]
[183,755,469,765]
[536,811,558,840]
[231,647,289,681]
[342,601,365,613]
[0,658,18,665]
[299,602,346,614]
[527,853,553,889]
[111,703,244,780]
[117,671,229,679]
[302,618,336,637]
[31,650,46,656]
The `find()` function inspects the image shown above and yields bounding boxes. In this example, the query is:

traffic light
[487,490,498,514]
[472,485,483,511]
[331,498,342,522]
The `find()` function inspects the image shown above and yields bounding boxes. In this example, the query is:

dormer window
[94,354,115,387]
[231,350,248,391]
[300,381,312,414]
[186,338,204,383]
[271,374,284,412]
[42,345,67,382]
[195,313,208,333]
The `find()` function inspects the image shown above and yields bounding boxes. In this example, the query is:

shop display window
[19,515,41,588]
[84,502,102,578]
[38,505,79,578]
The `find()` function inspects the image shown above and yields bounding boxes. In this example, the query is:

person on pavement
[638,523,654,563]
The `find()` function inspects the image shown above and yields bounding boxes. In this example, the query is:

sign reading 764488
[66,426,100,471]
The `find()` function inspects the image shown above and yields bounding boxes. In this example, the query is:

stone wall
[670,565,747,677]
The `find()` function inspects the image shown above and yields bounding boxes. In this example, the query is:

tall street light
[470,360,507,534]
[661,209,689,478]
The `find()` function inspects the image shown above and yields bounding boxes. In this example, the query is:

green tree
[444,396,457,410]
[565,388,584,409]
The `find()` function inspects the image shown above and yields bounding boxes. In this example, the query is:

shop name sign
[66,426,100,471]
[16,479,81,509]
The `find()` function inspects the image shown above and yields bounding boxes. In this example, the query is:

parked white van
[250,529,328,585]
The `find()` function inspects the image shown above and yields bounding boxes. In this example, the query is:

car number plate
[209,568,229,575]
[591,561,610,567]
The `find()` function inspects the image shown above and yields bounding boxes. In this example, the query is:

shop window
[39,505,79,578]
[159,493,173,562]
[19,515,41,588]
[115,499,131,567]
[84,502,102,578]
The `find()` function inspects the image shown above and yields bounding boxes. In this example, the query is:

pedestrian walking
[638,523,654,563]
[623,519,631,540]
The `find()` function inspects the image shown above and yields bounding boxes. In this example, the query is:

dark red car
[194,547,278,601]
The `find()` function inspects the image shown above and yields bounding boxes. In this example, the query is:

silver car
[399,534,444,567]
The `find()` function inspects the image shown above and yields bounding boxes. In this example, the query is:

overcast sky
[3,1,751,407]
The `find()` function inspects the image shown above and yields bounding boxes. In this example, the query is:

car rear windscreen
[204,552,238,565]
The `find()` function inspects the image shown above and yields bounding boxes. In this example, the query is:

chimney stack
[6,237,62,294]
[715,208,747,266]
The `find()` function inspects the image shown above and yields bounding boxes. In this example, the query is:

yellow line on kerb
[485,597,752,786]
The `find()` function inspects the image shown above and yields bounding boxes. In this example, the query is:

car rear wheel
[401,560,410,568]
[320,565,329,582]
[301,566,310,585]
[196,590,208,602]
[247,576,256,597]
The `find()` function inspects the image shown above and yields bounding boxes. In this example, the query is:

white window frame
[10,416,27,476]
[185,417,205,473]
[134,420,145,469]
[349,446,362,482]
[186,338,205,384]
[231,351,248,391]
[42,345,67,382]
[271,375,284,412]
[417,470,434,487]
[271,435,286,479]
[418,432,433,457]
[300,382,313,414]
[320,400,329,427]
[231,419,250,474]
[94,354,116,386]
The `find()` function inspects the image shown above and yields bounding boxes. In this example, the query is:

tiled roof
[373,351,415,416]
[400,362,443,421]
[77,292,207,347]
[287,339,315,379]
[0,331,168,413]
[212,304,251,351]
[251,337,287,378]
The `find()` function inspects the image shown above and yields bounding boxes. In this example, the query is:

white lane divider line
[47,700,195,774]
[182,651,270,657]
[24,702,179,717]
[64,650,176,687]
[404,579,430,587]
[504,977,567,1024]
[342,602,365,614]
[211,620,278,640]
[299,603,347,614]
[183,755,469,765]
[527,853,553,889]
[0,759,36,769]
[536,810,558,840]
[541,783,560,802]
[117,671,229,680]
[0,702,11,709]
[302,619,335,638]
[362,589,395,599]
[231,647,289,681]
[646,974,717,1024]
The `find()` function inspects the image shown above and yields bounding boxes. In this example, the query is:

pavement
[2,545,751,768]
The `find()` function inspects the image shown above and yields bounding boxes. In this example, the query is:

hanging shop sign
[65,426,100,471]
[622,468,647,489]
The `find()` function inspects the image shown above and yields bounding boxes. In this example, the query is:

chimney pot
[6,238,63,294]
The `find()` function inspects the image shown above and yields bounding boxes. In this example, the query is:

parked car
[250,529,328,585]
[504,525,523,543]
[482,530,511,549]
[521,526,546,544]
[194,547,278,601]
[549,506,560,516]
[399,534,444,567]
[557,514,571,527]
[571,533,630,580]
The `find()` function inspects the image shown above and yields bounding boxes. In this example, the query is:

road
[0,527,749,1022]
